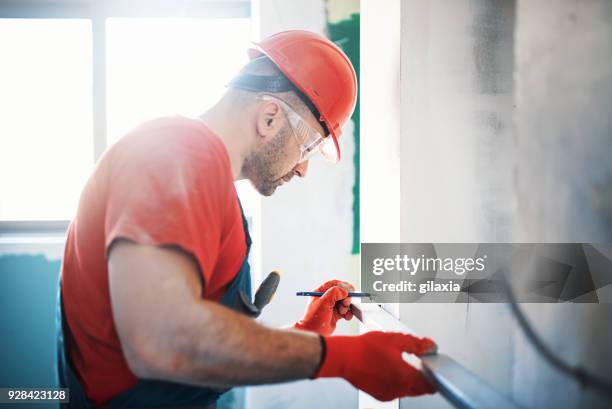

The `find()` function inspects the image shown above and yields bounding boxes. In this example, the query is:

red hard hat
[249,30,358,162]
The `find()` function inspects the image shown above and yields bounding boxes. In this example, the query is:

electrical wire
[501,270,612,401]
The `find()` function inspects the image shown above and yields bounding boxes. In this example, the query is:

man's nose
[294,160,309,178]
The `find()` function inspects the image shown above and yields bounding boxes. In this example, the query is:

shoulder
[105,116,233,186]
[115,116,228,163]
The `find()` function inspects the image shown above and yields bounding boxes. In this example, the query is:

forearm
[109,239,437,401]
[108,242,322,388]
[137,298,322,387]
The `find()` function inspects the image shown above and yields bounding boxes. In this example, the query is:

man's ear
[255,100,283,140]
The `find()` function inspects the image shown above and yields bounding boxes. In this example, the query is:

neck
[198,94,252,180]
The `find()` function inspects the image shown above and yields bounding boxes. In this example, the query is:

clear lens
[319,137,338,161]
[300,135,325,162]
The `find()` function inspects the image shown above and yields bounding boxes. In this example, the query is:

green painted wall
[328,13,360,254]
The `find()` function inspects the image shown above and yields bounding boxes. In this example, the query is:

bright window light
[106,18,252,144]
[0,19,94,221]
[0,17,256,224]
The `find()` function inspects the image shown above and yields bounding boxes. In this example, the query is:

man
[57,30,437,408]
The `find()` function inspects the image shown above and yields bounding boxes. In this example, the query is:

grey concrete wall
[393,0,612,408]
[400,0,516,244]
[398,1,516,408]
[511,1,612,408]
[514,0,612,243]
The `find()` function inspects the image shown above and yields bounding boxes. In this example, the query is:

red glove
[314,331,437,401]
[294,280,355,336]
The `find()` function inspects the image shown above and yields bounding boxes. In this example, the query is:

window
[0,4,253,225]
[0,19,93,221]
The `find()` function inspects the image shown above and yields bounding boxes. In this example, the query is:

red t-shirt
[60,116,246,406]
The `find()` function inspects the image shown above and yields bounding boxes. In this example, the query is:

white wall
[247,1,359,408]
[360,0,401,246]
[359,0,401,408]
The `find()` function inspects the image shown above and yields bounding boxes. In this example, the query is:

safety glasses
[259,94,336,163]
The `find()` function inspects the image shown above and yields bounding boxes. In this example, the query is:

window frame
[0,0,250,233]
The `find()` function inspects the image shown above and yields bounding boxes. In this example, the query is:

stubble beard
[242,125,293,196]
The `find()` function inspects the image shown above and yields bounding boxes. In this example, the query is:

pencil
[296,291,371,297]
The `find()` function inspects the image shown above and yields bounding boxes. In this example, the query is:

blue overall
[57,203,257,408]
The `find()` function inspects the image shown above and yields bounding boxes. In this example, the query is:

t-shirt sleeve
[103,123,232,284]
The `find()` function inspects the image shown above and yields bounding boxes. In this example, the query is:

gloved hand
[294,280,355,336]
[315,331,438,401]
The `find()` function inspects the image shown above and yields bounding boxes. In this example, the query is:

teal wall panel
[0,254,60,409]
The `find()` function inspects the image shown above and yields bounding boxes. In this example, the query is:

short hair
[228,56,328,135]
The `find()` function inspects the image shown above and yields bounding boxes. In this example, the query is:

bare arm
[108,240,321,388]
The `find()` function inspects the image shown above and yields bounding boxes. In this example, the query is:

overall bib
[57,203,268,408]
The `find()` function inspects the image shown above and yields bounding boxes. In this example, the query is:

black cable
[500,270,612,401]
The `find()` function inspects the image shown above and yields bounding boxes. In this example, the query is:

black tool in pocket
[233,271,281,318]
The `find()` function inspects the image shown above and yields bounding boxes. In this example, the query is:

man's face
[242,121,301,196]
[242,95,326,196]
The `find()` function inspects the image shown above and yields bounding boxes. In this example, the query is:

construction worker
[56,30,437,408]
